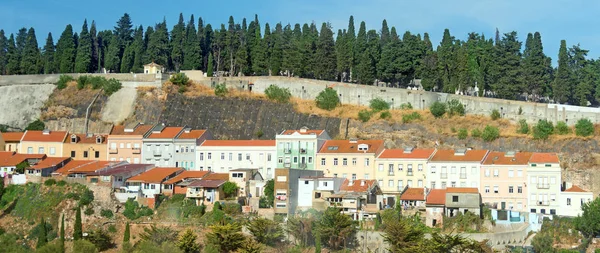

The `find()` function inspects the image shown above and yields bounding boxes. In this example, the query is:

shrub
[517,119,529,134]
[25,119,45,131]
[84,207,94,215]
[369,98,390,112]
[446,99,465,116]
[100,209,113,219]
[430,101,446,118]
[402,112,421,123]
[380,111,392,119]
[358,110,372,122]
[88,76,105,89]
[169,73,190,86]
[43,179,56,186]
[457,128,468,140]
[86,229,113,251]
[56,180,67,186]
[575,118,594,137]
[56,75,73,89]
[490,109,501,120]
[555,121,570,135]
[79,189,94,206]
[264,85,292,103]
[315,87,340,110]
[103,78,122,96]
[482,125,500,142]
[399,102,413,110]
[77,75,88,89]
[518,106,523,115]
[471,128,482,138]
[73,240,98,253]
[107,225,117,233]
[222,202,242,216]
[214,83,228,97]
[533,120,554,140]
[450,127,457,133]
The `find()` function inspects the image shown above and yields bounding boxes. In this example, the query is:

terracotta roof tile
[110,124,153,136]
[21,130,68,143]
[1,132,24,142]
[446,187,479,194]
[378,149,436,159]
[53,160,96,175]
[426,189,447,205]
[64,134,107,144]
[0,153,46,166]
[127,167,184,183]
[30,157,71,169]
[564,185,589,193]
[188,179,226,188]
[319,140,384,154]
[280,129,325,135]
[68,161,113,174]
[163,171,210,185]
[147,127,184,139]
[430,149,489,162]
[201,140,275,147]
[96,163,154,176]
[483,151,532,165]
[529,153,560,164]
[400,187,425,201]
[203,173,229,180]
[177,130,207,139]
[339,179,376,192]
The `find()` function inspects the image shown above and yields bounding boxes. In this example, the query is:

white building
[559,184,594,217]
[196,140,277,179]
[527,153,561,216]
[296,176,345,211]
[428,149,489,190]
[125,167,183,198]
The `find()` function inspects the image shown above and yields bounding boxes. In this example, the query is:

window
[408,164,413,173]
[508,170,514,177]
[233,173,244,178]
[550,209,556,215]
[323,182,328,187]
[398,180,404,189]
[95,151,100,158]
[220,153,225,160]
[531,176,536,184]
[351,174,356,181]
[246,153,251,160]
[50,147,56,155]
[238,153,242,161]
[364,173,369,179]
[378,164,384,171]
[82,151,88,158]
[38,147,44,154]
[431,181,436,189]
[365,158,370,166]
[342,173,347,179]
[150,184,155,190]
[418,164,423,171]
[71,151,76,158]
[126,158,131,163]
[229,153,233,161]
[333,158,338,166]
[308,157,313,164]
[120,143,124,148]
[450,166,456,174]
[315,192,322,198]
[276,203,287,208]
[531,194,536,202]
[293,157,298,163]
[378,180,383,186]
[567,198,571,206]
[342,158,348,166]
[550,177,556,185]
[200,153,204,161]
[431,166,436,173]
[493,169,499,177]
[493,186,499,194]
[452,196,459,202]
[441,182,447,189]
[508,186,514,193]
[352,158,357,166]
[485,186,490,193]
[27,147,33,154]
[134,143,140,149]
[471,166,477,175]
[418,180,423,187]
[278,157,283,164]
[321,158,326,166]
[267,153,272,161]
[450,181,456,187]
[398,164,403,171]
[485,169,490,177]
[388,166,394,176]
[126,143,132,149]
[207,153,212,159]
[388,180,394,187]
[517,170,523,177]
[190,162,194,168]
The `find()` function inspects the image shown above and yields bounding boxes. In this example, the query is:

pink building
[480,151,532,212]
[107,123,154,163]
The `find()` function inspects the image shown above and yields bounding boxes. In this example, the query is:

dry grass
[41,105,77,120]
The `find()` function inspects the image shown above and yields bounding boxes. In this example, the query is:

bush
[108,225,117,233]
[85,229,113,251]
[56,75,73,89]
[43,179,56,186]
[490,109,501,120]
[457,128,468,140]
[358,110,372,122]
[84,207,94,215]
[369,98,390,112]
[517,119,529,134]
[555,121,570,135]
[214,83,228,97]
[103,78,122,96]
[77,75,88,89]
[471,128,482,138]
[100,209,113,219]
[123,199,153,220]
[430,101,446,118]
[380,111,392,119]
[25,119,45,131]
[56,180,67,186]
[169,73,190,86]
[79,189,94,206]
[402,112,421,123]
[481,125,500,142]
[399,103,413,110]
[315,87,340,110]
[533,120,554,140]
[575,118,594,137]
[446,99,465,116]
[264,85,292,103]
[222,203,242,216]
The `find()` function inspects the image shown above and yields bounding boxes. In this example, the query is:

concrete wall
[0,84,55,129]
[199,76,600,125]
[0,73,164,86]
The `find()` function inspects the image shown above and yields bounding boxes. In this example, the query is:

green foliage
[246,217,284,246]
[574,197,600,238]
[100,209,113,218]
[429,101,446,118]
[79,189,94,206]
[380,111,392,119]
[57,180,67,186]
[402,112,421,123]
[133,240,182,253]
[15,161,29,174]
[37,241,63,253]
[263,180,274,208]
[533,120,554,140]
[84,207,94,215]
[56,75,74,89]
[35,218,48,249]
[123,198,153,220]
[517,119,530,134]
[369,98,390,112]
[170,73,190,86]
[575,118,594,137]
[222,202,242,216]
[222,182,239,198]
[316,208,357,250]
[207,53,214,77]
[73,239,98,253]
[481,125,500,142]
[264,85,292,103]
[140,225,178,245]
[213,201,222,211]
[205,222,246,253]
[108,225,117,233]
[457,128,468,139]
[446,99,465,116]
[77,75,88,89]
[315,87,340,110]
[25,119,45,131]
[43,179,56,186]
[531,233,555,253]
[214,84,228,97]
[86,229,114,251]
[74,206,82,240]
[555,121,571,135]
[123,222,130,243]
[103,78,123,96]
[399,103,413,110]
[60,214,65,252]
[177,229,201,253]
[490,109,501,120]
[358,109,373,122]
[471,128,482,138]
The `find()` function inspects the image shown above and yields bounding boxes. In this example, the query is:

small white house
[559,184,594,217]
[126,167,183,198]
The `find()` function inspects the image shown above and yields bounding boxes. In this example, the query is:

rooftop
[30,157,71,169]
[53,160,95,175]
[430,149,489,162]
[177,129,207,139]
[280,129,325,136]
[339,179,376,192]
[188,179,227,188]
[1,132,24,142]
[67,161,113,174]
[426,189,447,205]
[0,153,46,166]
[203,173,229,181]
[378,148,436,159]
[564,185,589,193]
[483,151,533,165]
[109,124,153,136]
[95,163,154,176]
[446,187,479,194]
[200,140,275,147]
[319,140,384,154]
[64,134,107,144]
[400,187,425,201]
[147,127,184,139]
[529,153,560,164]
[21,130,68,143]
[127,167,183,183]
[163,171,210,185]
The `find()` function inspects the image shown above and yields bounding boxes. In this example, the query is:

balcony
[537,183,550,189]
[300,148,307,154]
[153,150,162,156]
[407,171,413,176]
[537,201,549,206]
[109,148,118,154]
[284,163,291,168]
[132,148,141,154]
[441,173,448,179]
[299,163,307,169]
[460,173,467,179]
[283,149,292,154]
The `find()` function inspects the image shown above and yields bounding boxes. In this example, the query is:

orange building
[1,132,24,152]
[162,170,211,195]
[63,133,107,161]
[19,130,68,157]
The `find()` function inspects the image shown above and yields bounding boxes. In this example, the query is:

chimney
[403,146,415,154]
[300,127,308,133]
[349,138,358,144]
[42,129,50,135]
[360,180,365,186]
[184,127,191,133]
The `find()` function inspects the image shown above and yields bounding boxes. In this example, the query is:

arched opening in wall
[249,83,254,92]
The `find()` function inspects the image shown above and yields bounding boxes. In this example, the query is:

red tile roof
[147,127,184,139]
[564,185,589,193]
[400,188,425,201]
[64,134,107,144]
[201,140,275,147]
[529,153,560,164]
[53,160,96,175]
[68,161,113,173]
[446,187,479,194]
[426,189,447,205]
[1,132,24,142]
[203,173,229,180]
[378,149,436,159]
[0,153,46,166]
[177,130,207,139]
[339,179,376,192]
[30,157,71,169]
[188,179,227,188]
[163,171,210,185]
[281,129,325,135]
[319,140,384,154]
[430,149,489,162]
[483,151,533,165]
[110,124,153,136]
[96,164,154,176]
[127,167,184,183]
[21,130,68,143]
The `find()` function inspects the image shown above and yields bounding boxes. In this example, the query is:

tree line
[0,13,598,105]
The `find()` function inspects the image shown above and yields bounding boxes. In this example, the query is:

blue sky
[2,0,600,63]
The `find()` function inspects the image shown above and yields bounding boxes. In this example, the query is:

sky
[2,0,600,63]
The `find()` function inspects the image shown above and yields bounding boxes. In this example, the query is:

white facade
[196,143,277,179]
[428,161,481,190]
[297,178,316,208]
[140,182,163,198]
[560,190,594,217]
[527,161,561,215]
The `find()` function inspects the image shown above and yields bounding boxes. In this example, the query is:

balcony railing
[537,183,550,189]
[284,149,292,154]
[441,173,448,179]
[109,148,118,154]
[300,149,307,154]
[460,173,467,179]
[132,148,141,154]
[153,150,162,156]
[284,163,291,168]
[537,201,549,206]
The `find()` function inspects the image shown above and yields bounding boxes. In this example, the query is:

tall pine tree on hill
[55,24,76,73]
[552,40,571,104]
[315,23,337,80]
[42,33,56,74]
[5,34,20,75]
[21,27,40,74]
[182,14,202,70]
[0,30,7,75]
[75,20,92,73]
[171,13,185,71]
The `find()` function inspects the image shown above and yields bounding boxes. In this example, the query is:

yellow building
[143,62,164,74]
[375,148,436,196]
[62,133,108,160]
[18,130,68,157]
[316,139,384,181]
[1,132,23,152]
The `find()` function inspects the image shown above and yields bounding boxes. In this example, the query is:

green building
[275,127,330,170]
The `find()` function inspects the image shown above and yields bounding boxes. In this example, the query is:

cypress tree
[5,34,20,75]
[437,29,455,92]
[207,52,214,77]
[0,30,7,75]
[90,21,98,73]
[346,16,356,80]
[56,24,76,73]
[182,14,202,70]
[36,217,47,249]
[15,28,27,73]
[171,13,186,71]
[42,33,56,74]
[75,20,92,73]
[142,26,154,65]
[552,40,571,104]
[251,18,267,75]
[132,25,145,73]
[105,35,121,72]
[314,22,337,80]
[114,13,134,47]
[60,214,65,253]
[123,222,130,243]
[353,21,367,82]
[380,19,390,47]
[21,27,40,74]
[146,19,170,68]
[74,206,83,240]
[270,23,284,76]
[492,31,523,99]
[120,43,135,73]
[523,32,552,97]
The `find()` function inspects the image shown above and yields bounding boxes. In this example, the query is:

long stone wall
[0,73,165,86]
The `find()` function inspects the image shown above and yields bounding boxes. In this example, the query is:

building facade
[560,184,594,217]
[107,123,153,163]
[19,130,68,157]
[445,187,482,217]
[141,125,184,167]
[316,139,384,181]
[274,168,323,216]
[196,140,276,179]
[375,148,436,197]
[480,151,532,212]
[428,149,489,190]
[275,128,330,170]
[173,129,210,171]
[1,132,23,152]
[63,134,107,160]
[527,153,561,215]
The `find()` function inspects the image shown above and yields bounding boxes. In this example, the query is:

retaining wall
[0,73,166,86]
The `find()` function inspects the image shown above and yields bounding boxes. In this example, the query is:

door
[501,202,506,210]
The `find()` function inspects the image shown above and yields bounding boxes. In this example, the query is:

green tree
[575,118,594,137]
[286,213,316,247]
[555,121,571,135]
[522,32,552,96]
[222,181,238,198]
[56,25,76,73]
[5,34,20,75]
[25,119,45,131]
[21,28,40,74]
[123,222,130,243]
[176,229,201,253]
[205,222,246,253]
[533,120,554,140]
[105,35,121,72]
[492,32,523,99]
[139,225,178,245]
[146,20,170,68]
[316,208,357,251]
[74,206,83,240]
[264,85,291,103]
[171,13,186,71]
[114,13,134,47]
[75,20,92,73]
[0,30,7,74]
[182,15,202,70]
[481,125,500,142]
[73,239,98,253]
[314,23,336,80]
[429,101,446,118]
[42,33,56,74]
[369,98,390,112]
[86,229,113,251]
[36,217,48,249]
[263,179,274,207]
[207,53,214,77]
[382,216,426,252]
[446,99,465,116]
[246,217,284,246]
[552,40,571,104]
[315,87,340,110]
[531,233,555,253]
[574,197,600,238]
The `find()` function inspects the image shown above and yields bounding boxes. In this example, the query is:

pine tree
[171,13,186,71]
[522,32,552,97]
[36,217,48,249]
[356,29,379,85]
[226,16,239,76]
[269,23,284,76]
[123,222,130,242]
[380,19,391,47]
[60,214,65,253]
[90,21,98,73]
[120,43,135,73]
[146,19,170,68]
[182,15,202,70]
[75,20,92,73]
[105,35,121,72]
[0,30,7,75]
[346,16,356,79]
[42,33,56,74]
[15,28,27,73]
[353,21,367,80]
[131,25,145,73]
[492,31,523,99]
[437,29,455,92]
[251,18,267,75]
[74,206,83,240]
[6,34,20,75]
[176,228,201,253]
[552,40,571,104]
[21,27,40,74]
[56,24,76,73]
[314,23,337,80]
[114,13,134,47]
[207,52,214,77]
